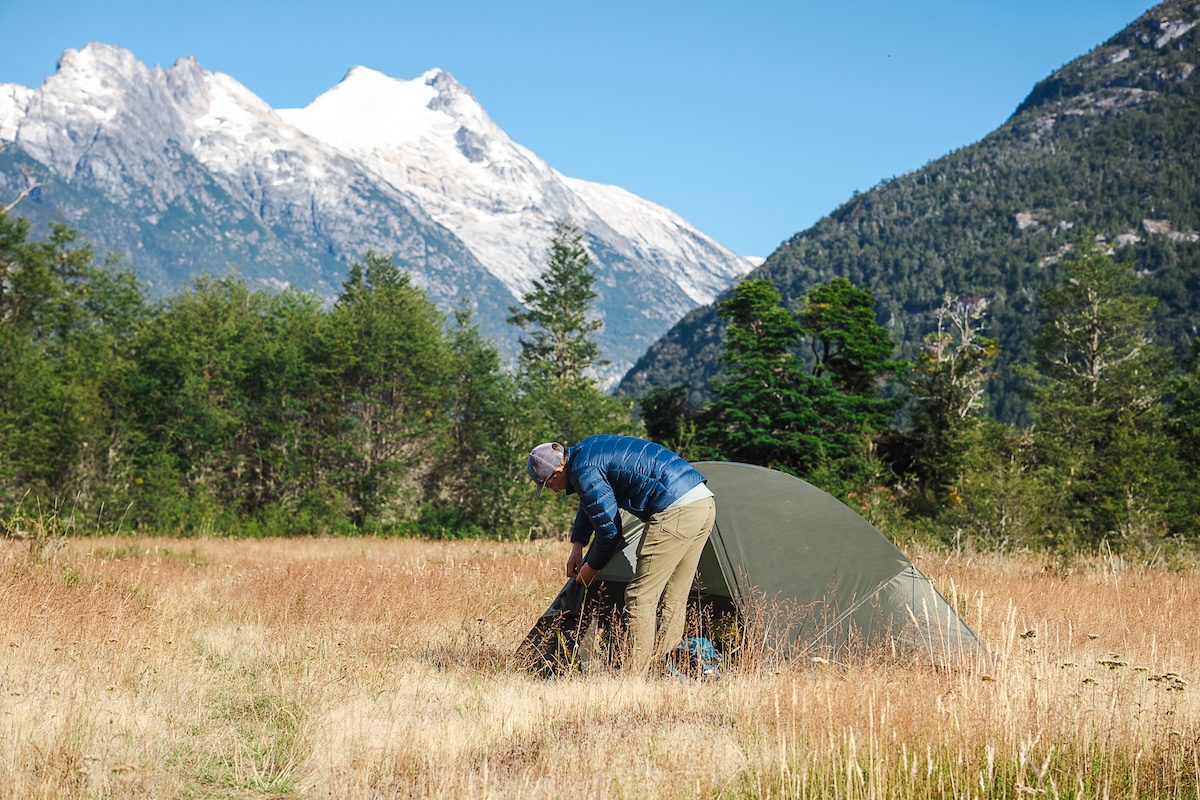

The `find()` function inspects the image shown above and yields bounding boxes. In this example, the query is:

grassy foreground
[0,536,1197,799]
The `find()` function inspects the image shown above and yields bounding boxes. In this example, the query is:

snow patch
[564,176,753,304]
[0,83,32,141]
[277,66,442,152]
[194,73,275,137]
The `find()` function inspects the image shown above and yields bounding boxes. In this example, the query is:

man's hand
[577,562,598,586]
[566,542,584,579]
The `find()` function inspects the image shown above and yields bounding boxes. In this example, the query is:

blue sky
[0,0,1154,258]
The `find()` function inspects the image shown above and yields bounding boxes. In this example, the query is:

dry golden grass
[0,536,1197,799]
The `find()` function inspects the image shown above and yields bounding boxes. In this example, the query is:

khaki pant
[623,496,716,673]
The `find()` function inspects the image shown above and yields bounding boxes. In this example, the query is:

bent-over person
[526,434,715,673]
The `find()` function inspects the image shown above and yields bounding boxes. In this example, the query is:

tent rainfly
[520,461,985,671]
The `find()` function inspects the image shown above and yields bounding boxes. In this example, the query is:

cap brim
[534,481,547,500]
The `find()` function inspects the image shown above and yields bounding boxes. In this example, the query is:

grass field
[0,535,1197,798]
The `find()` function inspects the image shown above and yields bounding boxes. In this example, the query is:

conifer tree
[797,277,901,491]
[507,221,630,448]
[637,384,703,460]
[1166,339,1200,535]
[129,273,322,529]
[800,277,900,396]
[700,278,899,494]
[422,301,527,536]
[1027,239,1177,549]
[701,279,828,473]
[322,251,455,528]
[0,214,146,515]
[507,220,605,381]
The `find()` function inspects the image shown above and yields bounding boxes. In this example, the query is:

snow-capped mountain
[0,43,754,381]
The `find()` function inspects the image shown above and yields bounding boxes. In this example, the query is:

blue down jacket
[565,435,707,570]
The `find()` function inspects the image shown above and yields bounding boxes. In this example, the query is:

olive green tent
[520,461,984,669]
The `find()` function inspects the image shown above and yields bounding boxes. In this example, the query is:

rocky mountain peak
[424,68,475,111]
[0,45,752,383]
[1013,0,1198,117]
[59,42,147,81]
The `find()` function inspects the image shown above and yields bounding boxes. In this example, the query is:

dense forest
[617,0,1200,425]
[2,206,1198,557]
[0,213,633,543]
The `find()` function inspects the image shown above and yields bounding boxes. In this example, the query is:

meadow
[0,535,1196,799]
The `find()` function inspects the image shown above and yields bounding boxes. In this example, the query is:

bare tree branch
[1,171,39,215]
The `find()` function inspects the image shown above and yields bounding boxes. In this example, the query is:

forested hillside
[618,0,1200,422]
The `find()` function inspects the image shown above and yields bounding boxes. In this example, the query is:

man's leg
[623,497,716,673]
[652,497,715,661]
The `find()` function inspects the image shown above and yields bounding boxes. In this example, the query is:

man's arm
[569,505,593,547]
[572,467,623,569]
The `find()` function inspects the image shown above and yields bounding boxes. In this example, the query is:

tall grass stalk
[0,538,1195,798]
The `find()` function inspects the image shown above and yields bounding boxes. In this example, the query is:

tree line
[0,213,626,541]
[2,208,1198,555]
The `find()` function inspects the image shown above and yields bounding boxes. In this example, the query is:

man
[527,434,716,673]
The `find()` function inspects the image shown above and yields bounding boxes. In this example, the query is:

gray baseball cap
[527,442,564,499]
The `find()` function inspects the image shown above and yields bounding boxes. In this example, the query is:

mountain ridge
[617,0,1200,419]
[0,43,753,381]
